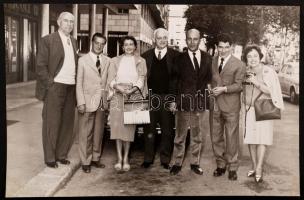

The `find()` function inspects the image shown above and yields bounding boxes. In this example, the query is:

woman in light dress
[106,36,147,171]
[242,45,284,182]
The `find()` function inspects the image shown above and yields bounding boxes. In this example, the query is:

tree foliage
[184,5,299,51]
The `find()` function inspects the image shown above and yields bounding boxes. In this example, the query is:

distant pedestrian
[141,28,180,170]
[76,33,110,173]
[169,28,212,175]
[35,12,78,168]
[209,33,246,181]
[106,36,148,172]
[242,45,284,183]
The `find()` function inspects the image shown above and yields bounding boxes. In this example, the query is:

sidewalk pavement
[6,81,81,197]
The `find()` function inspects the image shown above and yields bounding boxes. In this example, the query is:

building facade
[4,4,168,84]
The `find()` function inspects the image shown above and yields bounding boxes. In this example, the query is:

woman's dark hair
[121,36,137,48]
[242,45,264,64]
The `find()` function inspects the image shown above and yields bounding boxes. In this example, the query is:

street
[51,99,299,196]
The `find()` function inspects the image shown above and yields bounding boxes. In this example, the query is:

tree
[184,5,300,57]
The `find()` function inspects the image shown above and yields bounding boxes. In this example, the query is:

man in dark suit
[141,28,180,169]
[35,12,78,168]
[210,33,246,180]
[169,28,212,175]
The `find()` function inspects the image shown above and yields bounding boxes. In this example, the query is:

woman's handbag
[123,87,150,125]
[254,92,281,121]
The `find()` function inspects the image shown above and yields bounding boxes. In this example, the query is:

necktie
[158,51,162,60]
[192,52,200,74]
[67,38,71,46]
[96,56,101,74]
[218,58,224,73]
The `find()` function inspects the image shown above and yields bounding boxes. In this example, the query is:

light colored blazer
[211,55,246,113]
[262,65,284,110]
[106,54,148,100]
[76,53,111,112]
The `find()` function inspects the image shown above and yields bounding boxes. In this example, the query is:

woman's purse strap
[133,86,145,99]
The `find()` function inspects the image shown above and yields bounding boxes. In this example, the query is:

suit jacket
[106,54,148,100]
[76,53,111,112]
[35,31,78,101]
[173,50,213,111]
[211,55,246,113]
[141,48,180,94]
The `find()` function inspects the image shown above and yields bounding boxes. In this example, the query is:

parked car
[277,62,299,104]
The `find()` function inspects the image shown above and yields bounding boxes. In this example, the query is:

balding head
[186,28,201,52]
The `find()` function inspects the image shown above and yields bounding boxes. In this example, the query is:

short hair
[57,12,74,22]
[92,32,107,43]
[242,45,264,64]
[216,33,232,46]
[121,36,137,48]
[153,28,169,39]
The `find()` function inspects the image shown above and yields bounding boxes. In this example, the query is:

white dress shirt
[154,47,167,60]
[218,54,231,71]
[89,51,103,65]
[54,30,76,84]
[188,49,201,69]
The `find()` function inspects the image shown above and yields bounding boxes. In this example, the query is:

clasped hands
[114,84,138,97]
[210,86,227,97]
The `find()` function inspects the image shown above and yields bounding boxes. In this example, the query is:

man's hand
[212,86,227,96]
[169,102,177,112]
[114,84,127,94]
[78,104,85,114]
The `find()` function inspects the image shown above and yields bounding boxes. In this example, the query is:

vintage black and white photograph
[4,2,300,197]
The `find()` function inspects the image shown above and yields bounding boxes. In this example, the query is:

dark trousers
[143,95,175,164]
[210,110,240,171]
[42,82,76,163]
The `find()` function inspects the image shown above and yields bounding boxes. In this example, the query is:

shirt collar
[155,47,167,55]
[188,49,201,57]
[219,54,231,63]
[89,51,103,62]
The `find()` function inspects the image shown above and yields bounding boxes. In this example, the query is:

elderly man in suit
[35,12,78,168]
[141,28,180,169]
[169,28,212,175]
[210,33,246,180]
[76,33,110,173]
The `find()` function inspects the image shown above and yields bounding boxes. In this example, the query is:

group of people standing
[35,12,284,184]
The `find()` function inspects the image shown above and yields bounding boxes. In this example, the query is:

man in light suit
[36,12,78,168]
[169,28,212,175]
[141,28,180,169]
[76,33,110,173]
[210,33,246,180]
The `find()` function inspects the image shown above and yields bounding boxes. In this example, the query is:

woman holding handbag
[242,45,284,183]
[106,36,148,172]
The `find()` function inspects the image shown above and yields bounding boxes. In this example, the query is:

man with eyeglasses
[36,12,78,168]
[141,28,180,170]
[76,33,110,173]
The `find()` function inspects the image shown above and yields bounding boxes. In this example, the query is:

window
[118,9,129,14]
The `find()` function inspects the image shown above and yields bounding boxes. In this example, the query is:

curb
[13,145,81,197]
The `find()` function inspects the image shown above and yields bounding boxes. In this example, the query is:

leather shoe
[161,163,170,170]
[46,162,58,168]
[57,159,70,165]
[91,161,105,168]
[228,170,238,181]
[141,162,152,168]
[170,165,181,175]
[213,167,226,177]
[82,165,91,173]
[190,165,203,175]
